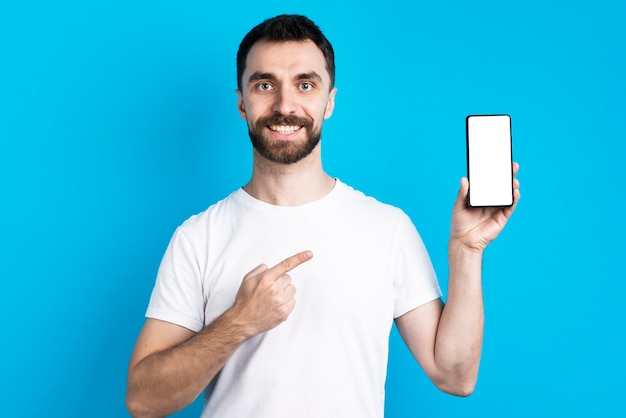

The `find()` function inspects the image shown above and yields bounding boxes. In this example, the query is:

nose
[271,87,299,114]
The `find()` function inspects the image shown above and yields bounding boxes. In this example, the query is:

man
[126,14,520,418]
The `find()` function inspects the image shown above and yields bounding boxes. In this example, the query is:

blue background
[1,1,624,416]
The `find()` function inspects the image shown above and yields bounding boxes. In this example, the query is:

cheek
[242,98,272,119]
[302,98,330,121]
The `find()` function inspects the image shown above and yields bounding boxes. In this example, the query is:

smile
[268,125,302,134]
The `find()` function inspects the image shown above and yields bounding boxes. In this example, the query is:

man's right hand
[230,250,314,337]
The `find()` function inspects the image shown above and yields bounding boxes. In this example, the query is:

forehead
[244,40,329,84]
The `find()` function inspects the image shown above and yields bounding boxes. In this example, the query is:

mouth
[268,125,303,135]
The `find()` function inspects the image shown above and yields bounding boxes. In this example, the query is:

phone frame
[465,114,514,208]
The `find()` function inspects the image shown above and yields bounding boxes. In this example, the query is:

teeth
[269,125,301,134]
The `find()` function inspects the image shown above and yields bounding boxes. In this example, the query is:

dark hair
[236,14,335,91]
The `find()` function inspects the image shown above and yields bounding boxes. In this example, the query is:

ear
[236,89,247,120]
[323,87,338,120]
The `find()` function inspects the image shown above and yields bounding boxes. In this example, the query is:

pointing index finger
[269,250,314,276]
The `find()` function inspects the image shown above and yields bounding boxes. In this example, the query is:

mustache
[256,114,314,129]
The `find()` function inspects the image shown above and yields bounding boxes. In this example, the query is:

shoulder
[336,180,410,224]
[175,189,246,238]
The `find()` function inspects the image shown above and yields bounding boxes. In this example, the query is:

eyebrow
[247,71,323,85]
[296,72,322,82]
[247,72,275,84]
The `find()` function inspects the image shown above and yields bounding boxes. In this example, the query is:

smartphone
[466,114,513,207]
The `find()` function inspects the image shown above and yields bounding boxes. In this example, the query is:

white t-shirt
[147,180,442,418]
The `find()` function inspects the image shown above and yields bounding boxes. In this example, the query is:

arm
[396,163,520,396]
[126,251,313,418]
[126,315,244,418]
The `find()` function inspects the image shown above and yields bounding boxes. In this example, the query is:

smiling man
[126,14,520,418]
[240,38,335,175]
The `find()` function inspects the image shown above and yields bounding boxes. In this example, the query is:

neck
[243,145,335,206]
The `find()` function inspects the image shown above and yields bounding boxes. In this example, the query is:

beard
[248,114,321,164]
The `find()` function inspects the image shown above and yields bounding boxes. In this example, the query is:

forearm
[126,309,249,418]
[435,240,485,394]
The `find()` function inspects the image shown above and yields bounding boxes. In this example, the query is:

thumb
[453,177,469,212]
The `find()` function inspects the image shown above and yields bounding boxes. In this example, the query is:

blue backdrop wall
[1,1,624,417]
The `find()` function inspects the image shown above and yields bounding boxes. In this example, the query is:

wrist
[217,307,256,342]
[448,238,485,258]
[447,239,484,287]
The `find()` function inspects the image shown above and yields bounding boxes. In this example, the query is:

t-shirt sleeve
[392,211,442,318]
[145,227,206,332]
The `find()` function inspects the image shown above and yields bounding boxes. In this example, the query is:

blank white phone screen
[467,115,513,207]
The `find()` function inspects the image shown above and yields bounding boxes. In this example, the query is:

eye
[256,82,273,91]
[299,82,313,91]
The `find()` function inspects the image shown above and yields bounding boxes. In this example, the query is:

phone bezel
[466,114,514,208]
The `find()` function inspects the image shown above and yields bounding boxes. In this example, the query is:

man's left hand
[450,162,521,252]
